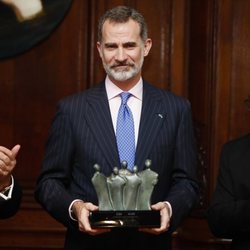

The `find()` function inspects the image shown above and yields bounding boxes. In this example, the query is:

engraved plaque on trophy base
[89,210,160,228]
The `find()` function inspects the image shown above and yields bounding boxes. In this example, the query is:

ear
[143,38,152,56]
[96,41,102,57]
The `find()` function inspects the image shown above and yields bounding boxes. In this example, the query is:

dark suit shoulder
[222,133,250,156]
[219,133,250,178]
[143,81,190,105]
[57,82,105,110]
[59,91,87,105]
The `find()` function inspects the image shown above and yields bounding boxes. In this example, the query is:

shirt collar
[105,75,143,101]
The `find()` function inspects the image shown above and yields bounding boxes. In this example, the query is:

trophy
[89,159,161,228]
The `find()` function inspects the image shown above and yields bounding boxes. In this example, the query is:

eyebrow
[104,42,138,48]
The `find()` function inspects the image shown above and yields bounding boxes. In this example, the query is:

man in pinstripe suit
[35,6,199,250]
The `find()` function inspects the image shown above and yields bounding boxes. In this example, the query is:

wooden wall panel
[230,0,250,137]
[188,0,215,209]
[0,207,65,249]
[171,0,189,96]
[134,0,172,89]
[210,0,234,191]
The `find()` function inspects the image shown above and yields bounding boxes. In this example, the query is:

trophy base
[89,210,160,228]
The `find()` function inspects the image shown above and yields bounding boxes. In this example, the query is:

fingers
[74,202,111,236]
[139,202,170,235]
[11,144,21,157]
[79,203,93,232]
[0,146,12,164]
[0,144,20,162]
[0,144,20,175]
[151,201,167,210]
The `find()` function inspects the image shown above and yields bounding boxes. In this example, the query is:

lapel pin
[157,113,164,119]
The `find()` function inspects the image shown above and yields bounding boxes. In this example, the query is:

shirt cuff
[163,201,172,218]
[68,199,83,221]
[0,176,14,200]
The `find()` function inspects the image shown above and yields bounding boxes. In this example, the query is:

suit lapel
[135,82,166,170]
[84,81,166,172]
[85,83,120,170]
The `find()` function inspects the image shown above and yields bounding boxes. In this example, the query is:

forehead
[101,19,141,43]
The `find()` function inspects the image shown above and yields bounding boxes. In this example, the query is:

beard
[102,53,144,82]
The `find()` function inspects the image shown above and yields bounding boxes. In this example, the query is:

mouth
[114,65,129,70]
[111,64,134,71]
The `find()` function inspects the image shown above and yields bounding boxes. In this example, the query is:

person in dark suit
[207,133,250,250]
[0,145,22,219]
[35,5,199,250]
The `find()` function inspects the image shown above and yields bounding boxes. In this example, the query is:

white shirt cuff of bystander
[0,176,14,200]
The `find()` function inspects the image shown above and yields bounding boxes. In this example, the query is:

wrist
[71,200,84,220]
[0,185,11,195]
[0,176,12,192]
[163,201,172,218]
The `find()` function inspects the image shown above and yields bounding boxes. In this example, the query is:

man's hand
[0,144,21,191]
[72,200,111,235]
[139,202,171,235]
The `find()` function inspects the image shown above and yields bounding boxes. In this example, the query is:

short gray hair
[97,6,148,42]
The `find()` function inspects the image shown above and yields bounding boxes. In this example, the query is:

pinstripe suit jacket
[35,80,199,250]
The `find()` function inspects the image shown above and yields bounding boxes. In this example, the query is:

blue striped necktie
[116,92,135,170]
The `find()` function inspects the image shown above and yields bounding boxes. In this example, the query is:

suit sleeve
[165,100,199,232]
[34,102,78,228]
[0,179,22,219]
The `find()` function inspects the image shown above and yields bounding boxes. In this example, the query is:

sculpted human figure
[91,164,112,210]
[137,160,158,210]
[122,165,142,210]
[107,167,126,210]
[92,160,158,211]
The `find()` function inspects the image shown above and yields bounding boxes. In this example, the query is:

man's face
[97,19,151,84]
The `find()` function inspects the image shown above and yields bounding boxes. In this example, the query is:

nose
[114,47,127,62]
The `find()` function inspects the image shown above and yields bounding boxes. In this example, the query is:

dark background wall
[0,0,249,249]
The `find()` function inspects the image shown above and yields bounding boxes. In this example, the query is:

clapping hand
[0,145,21,191]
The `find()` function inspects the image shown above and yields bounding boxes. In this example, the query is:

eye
[104,43,117,50]
[123,42,137,49]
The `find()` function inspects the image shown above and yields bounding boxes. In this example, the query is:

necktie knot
[120,92,131,105]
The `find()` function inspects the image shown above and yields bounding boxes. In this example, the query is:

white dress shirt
[105,76,143,147]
